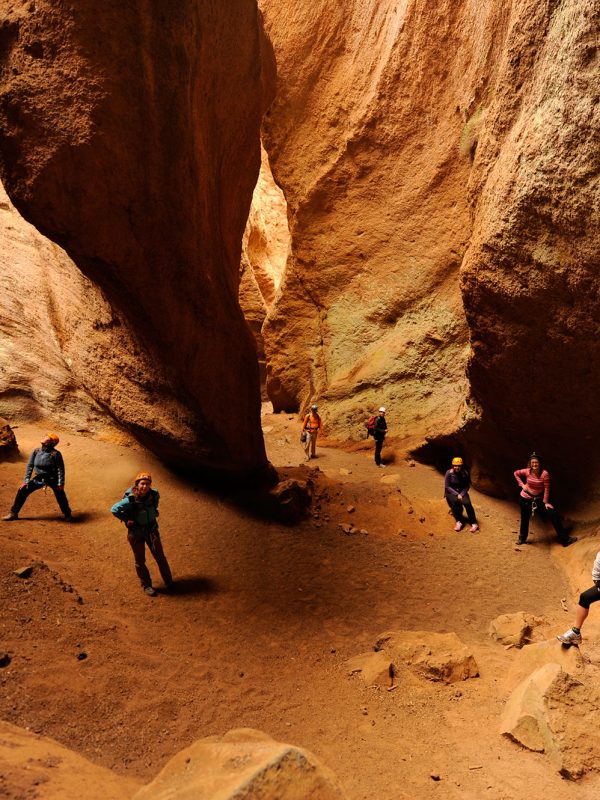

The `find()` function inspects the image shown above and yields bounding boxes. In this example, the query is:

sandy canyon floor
[1,409,599,799]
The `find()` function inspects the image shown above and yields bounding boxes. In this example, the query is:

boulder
[501,664,600,779]
[505,640,584,690]
[488,611,546,648]
[0,721,139,799]
[374,631,479,684]
[134,728,347,800]
[346,651,394,687]
[0,417,17,455]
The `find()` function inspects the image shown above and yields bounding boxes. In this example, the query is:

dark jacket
[24,447,65,485]
[373,415,387,441]
[444,468,471,498]
[111,488,160,536]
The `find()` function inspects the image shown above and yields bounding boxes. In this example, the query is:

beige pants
[304,429,318,459]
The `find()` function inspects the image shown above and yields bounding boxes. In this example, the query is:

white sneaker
[470,524,479,533]
[557,628,582,645]
[454,521,463,532]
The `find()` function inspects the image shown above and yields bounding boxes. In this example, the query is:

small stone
[347,505,355,513]
[0,653,11,668]
[14,565,34,579]
[430,774,441,781]
[408,460,416,467]
[77,652,88,661]
[419,516,425,523]
[359,529,368,535]
[340,468,352,475]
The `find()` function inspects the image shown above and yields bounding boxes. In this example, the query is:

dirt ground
[1,410,599,799]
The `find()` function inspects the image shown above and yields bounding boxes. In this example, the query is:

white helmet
[379,407,386,413]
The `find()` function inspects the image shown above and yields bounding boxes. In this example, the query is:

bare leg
[574,605,589,630]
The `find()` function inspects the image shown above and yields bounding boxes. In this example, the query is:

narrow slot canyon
[1,2,600,799]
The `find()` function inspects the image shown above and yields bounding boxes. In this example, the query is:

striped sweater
[514,468,550,503]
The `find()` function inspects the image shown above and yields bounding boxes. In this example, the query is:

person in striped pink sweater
[514,452,576,547]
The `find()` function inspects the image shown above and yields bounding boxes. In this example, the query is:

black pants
[374,437,384,465]
[446,495,477,525]
[11,477,71,517]
[128,529,172,588]
[519,496,567,543]
[579,582,600,609]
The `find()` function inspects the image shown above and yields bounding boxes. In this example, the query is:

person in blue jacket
[111,471,173,597]
[3,432,72,521]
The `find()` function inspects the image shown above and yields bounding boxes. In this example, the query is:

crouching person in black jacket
[3,432,72,521]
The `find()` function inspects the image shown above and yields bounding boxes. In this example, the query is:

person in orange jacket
[301,404,321,461]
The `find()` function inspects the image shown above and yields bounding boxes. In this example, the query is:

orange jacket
[302,412,321,432]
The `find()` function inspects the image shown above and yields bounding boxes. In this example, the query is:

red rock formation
[0,1,272,476]
[260,0,600,494]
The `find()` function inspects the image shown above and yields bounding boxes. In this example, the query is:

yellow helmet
[46,432,60,445]
[452,457,463,466]
[134,471,152,485]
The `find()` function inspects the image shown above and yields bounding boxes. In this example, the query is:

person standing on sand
[513,452,576,547]
[444,457,479,532]
[373,407,387,467]
[3,433,72,522]
[301,404,321,461]
[557,550,600,645]
[111,472,173,597]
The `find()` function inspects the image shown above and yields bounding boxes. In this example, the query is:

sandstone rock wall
[0,1,272,476]
[460,0,600,496]
[259,0,498,438]
[260,0,600,493]
[0,183,204,449]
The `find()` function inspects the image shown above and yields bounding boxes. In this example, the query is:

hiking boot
[562,536,578,548]
[378,464,386,468]
[2,512,18,521]
[557,628,582,645]
[470,524,479,533]
[454,521,463,532]
[143,586,157,597]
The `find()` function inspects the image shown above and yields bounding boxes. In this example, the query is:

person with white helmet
[373,407,387,467]
[557,550,600,645]
[444,456,478,532]
[301,404,321,461]
[3,432,72,521]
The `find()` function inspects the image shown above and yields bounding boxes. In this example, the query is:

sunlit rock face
[240,145,289,398]
[0,0,271,476]
[0,184,206,449]
[259,0,600,495]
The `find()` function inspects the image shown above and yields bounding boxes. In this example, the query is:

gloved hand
[126,520,135,528]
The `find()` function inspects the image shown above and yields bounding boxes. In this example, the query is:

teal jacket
[111,488,160,533]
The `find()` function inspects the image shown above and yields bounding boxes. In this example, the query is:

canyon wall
[0,0,272,476]
[0,183,205,447]
[260,0,600,494]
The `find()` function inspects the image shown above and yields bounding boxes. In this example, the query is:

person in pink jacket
[514,452,576,547]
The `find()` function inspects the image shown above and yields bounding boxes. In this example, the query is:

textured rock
[0,415,17,454]
[259,0,600,493]
[489,611,546,648]
[134,728,347,800]
[374,630,479,684]
[0,184,209,448]
[501,663,600,779]
[346,651,394,687]
[260,0,485,433]
[505,640,584,691]
[0,720,140,799]
[0,1,272,476]
[459,0,600,496]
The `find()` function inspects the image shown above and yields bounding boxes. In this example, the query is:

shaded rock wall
[0,0,272,476]
[259,0,600,493]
